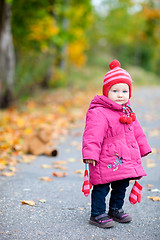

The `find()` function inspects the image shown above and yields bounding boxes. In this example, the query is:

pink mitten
[82,170,92,197]
[129,181,143,204]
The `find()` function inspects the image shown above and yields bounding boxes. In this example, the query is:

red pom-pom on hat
[109,60,121,69]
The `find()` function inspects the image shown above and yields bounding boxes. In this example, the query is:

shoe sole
[89,219,115,228]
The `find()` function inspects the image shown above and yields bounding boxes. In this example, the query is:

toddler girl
[82,60,152,228]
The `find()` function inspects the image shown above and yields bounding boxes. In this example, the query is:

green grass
[68,49,160,91]
[14,49,160,106]
[126,66,160,86]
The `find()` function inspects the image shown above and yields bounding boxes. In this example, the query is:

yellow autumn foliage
[143,7,160,20]
[29,16,59,42]
[68,40,87,66]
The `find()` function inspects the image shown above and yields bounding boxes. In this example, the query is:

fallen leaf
[0,164,7,171]
[7,158,18,166]
[19,155,36,164]
[67,158,75,162]
[78,207,84,211]
[8,167,17,172]
[73,131,82,137]
[144,114,153,122]
[147,196,160,201]
[0,232,17,236]
[52,172,68,177]
[0,159,8,165]
[39,199,46,203]
[70,141,79,146]
[76,145,82,150]
[151,188,160,193]
[23,188,31,191]
[147,184,154,190]
[41,164,52,169]
[68,207,75,210]
[146,158,156,168]
[74,169,84,174]
[151,148,158,154]
[147,184,154,188]
[53,165,68,170]
[149,129,160,137]
[0,171,15,177]
[53,161,67,165]
[39,177,53,182]
[21,200,36,206]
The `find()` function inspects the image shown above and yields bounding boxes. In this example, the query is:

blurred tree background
[0,0,160,108]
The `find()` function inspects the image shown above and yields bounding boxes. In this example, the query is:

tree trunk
[0,0,15,108]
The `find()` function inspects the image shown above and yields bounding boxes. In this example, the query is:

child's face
[107,83,129,105]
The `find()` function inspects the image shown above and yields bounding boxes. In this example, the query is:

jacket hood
[89,95,130,111]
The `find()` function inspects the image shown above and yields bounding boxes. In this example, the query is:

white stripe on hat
[104,69,131,80]
[105,67,131,76]
[103,76,132,86]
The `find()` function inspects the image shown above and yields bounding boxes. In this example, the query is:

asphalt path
[0,86,160,240]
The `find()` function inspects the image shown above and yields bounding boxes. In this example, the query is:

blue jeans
[91,179,129,217]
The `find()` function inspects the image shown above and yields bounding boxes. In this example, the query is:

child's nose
[118,92,123,97]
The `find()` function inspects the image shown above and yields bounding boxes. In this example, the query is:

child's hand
[85,159,96,166]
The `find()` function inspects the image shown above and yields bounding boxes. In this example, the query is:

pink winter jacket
[82,95,152,185]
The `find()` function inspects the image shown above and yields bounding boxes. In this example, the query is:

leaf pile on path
[0,88,96,176]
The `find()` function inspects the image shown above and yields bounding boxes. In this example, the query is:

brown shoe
[108,208,132,223]
[89,213,115,228]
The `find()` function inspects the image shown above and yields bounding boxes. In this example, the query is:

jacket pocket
[100,140,131,162]
[100,143,116,164]
[105,143,116,157]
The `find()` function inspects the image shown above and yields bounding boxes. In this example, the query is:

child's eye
[113,90,117,93]
[123,90,128,93]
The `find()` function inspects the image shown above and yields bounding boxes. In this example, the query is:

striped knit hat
[103,60,132,99]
